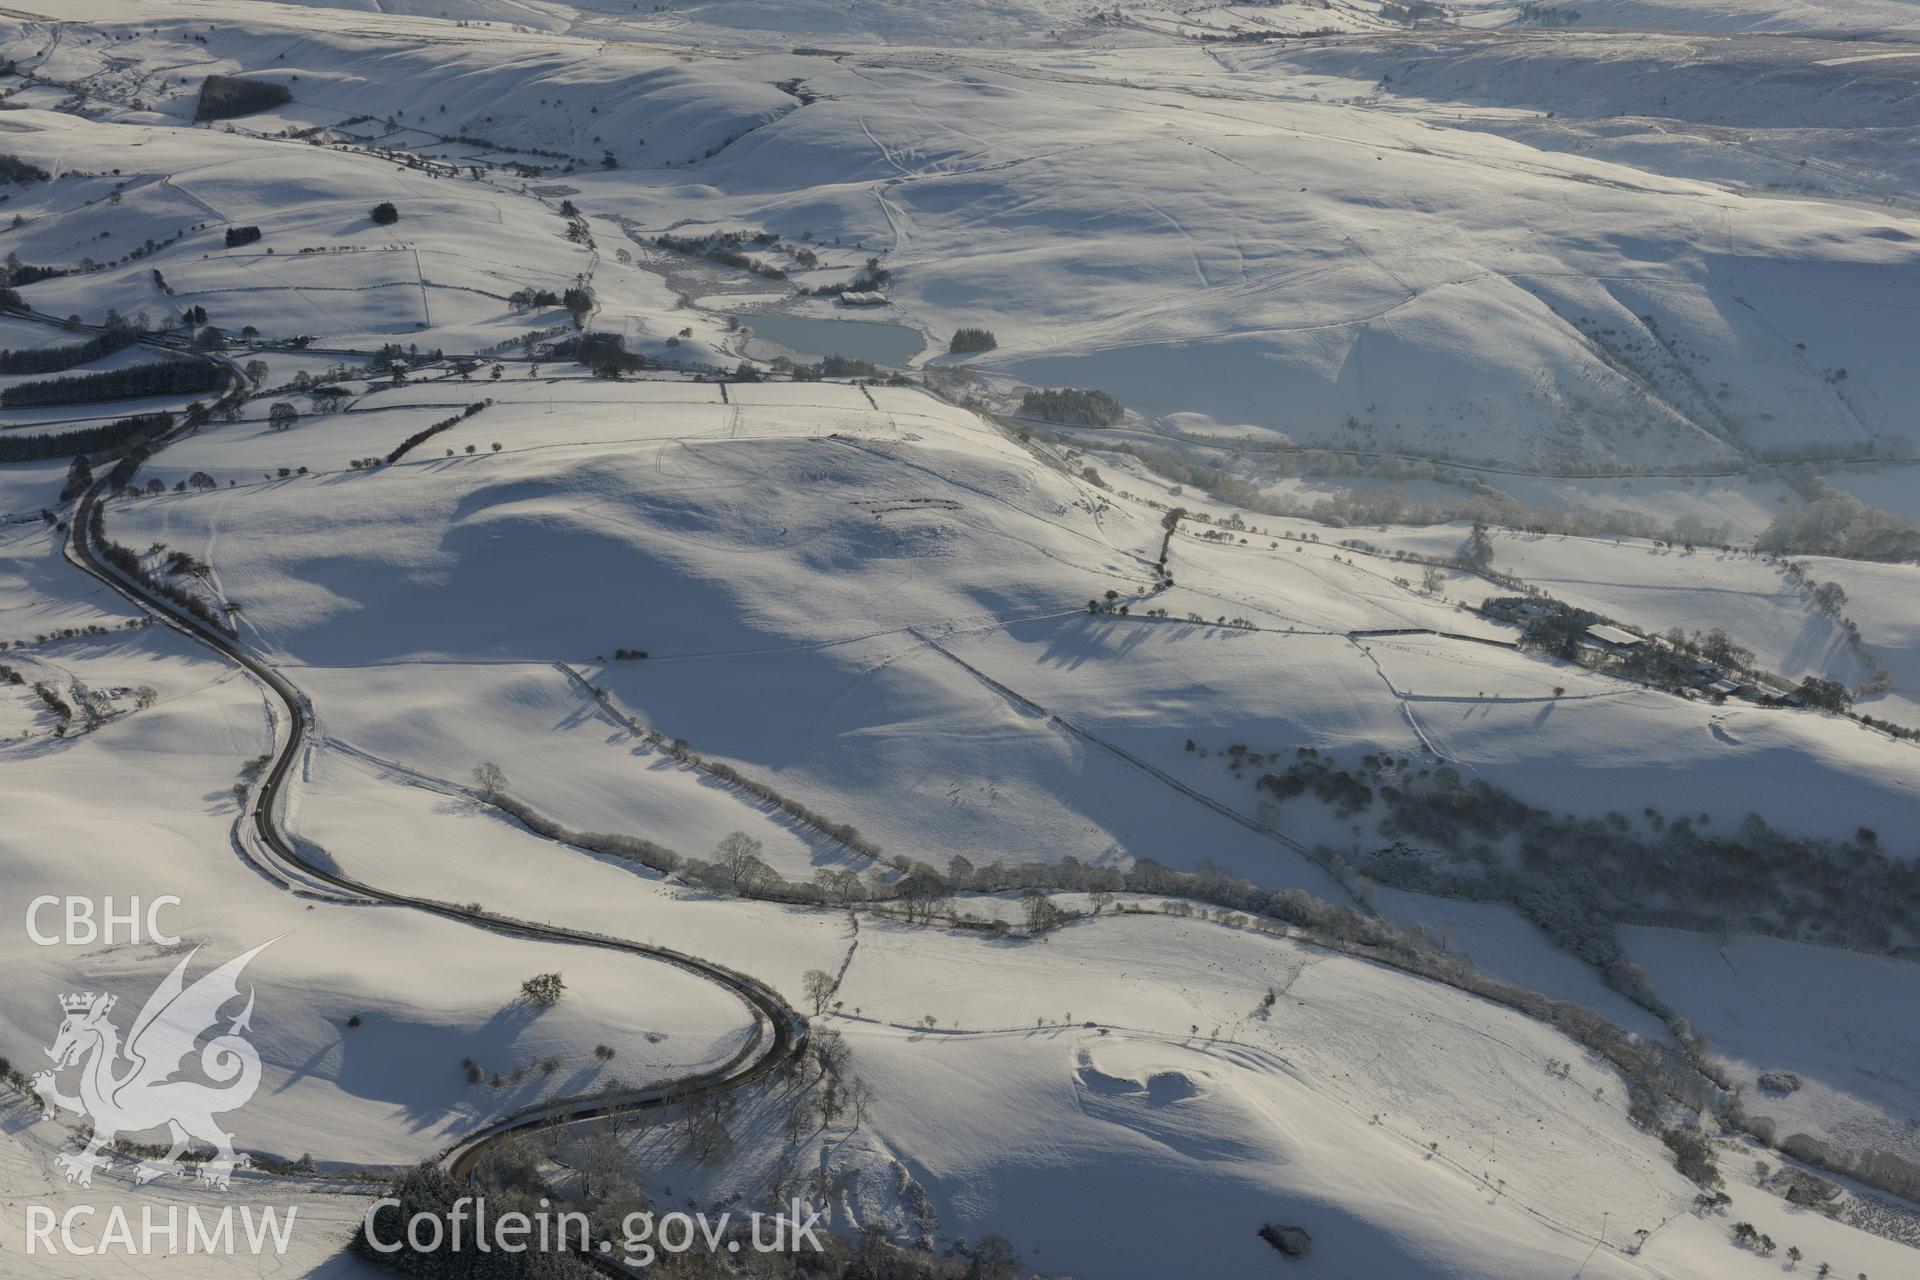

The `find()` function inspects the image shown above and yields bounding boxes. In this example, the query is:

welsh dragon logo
[29,940,274,1190]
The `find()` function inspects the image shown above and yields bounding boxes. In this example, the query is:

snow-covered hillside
[2,0,1917,1277]
[8,1,1920,468]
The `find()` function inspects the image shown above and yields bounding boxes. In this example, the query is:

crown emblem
[60,992,100,1014]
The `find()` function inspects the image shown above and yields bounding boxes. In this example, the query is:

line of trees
[653,231,786,279]
[0,153,50,185]
[90,505,231,634]
[641,728,882,859]
[386,401,490,463]
[0,327,138,375]
[1267,747,1920,960]
[1758,476,1920,562]
[801,256,892,298]
[462,750,1754,1208]
[0,262,66,290]
[1,360,221,408]
[1071,432,1751,548]
[507,287,562,313]
[0,411,173,464]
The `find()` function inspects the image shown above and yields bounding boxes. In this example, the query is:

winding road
[45,330,809,1271]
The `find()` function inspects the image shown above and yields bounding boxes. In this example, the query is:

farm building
[1584,623,1645,651]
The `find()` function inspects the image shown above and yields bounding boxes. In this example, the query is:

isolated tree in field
[715,831,766,893]
[267,401,297,431]
[1462,520,1495,572]
[244,359,268,388]
[472,761,508,797]
[1421,566,1445,594]
[803,968,836,1016]
[370,201,399,226]
[520,972,564,1005]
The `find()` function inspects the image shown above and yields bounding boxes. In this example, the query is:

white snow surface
[1,2,1917,1277]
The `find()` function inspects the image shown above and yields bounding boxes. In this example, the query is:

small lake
[740,313,925,365]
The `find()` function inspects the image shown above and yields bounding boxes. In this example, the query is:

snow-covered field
[7,1,1920,468]
[2,0,1917,1276]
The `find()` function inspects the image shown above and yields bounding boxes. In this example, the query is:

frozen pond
[740,312,925,365]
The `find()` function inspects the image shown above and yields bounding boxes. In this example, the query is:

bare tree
[715,831,767,893]
[682,1094,734,1163]
[803,968,837,1017]
[1023,889,1068,934]
[736,854,776,897]
[472,761,508,797]
[848,1074,875,1127]
[896,864,950,923]
[814,866,862,906]
[810,1025,849,1082]
[815,1079,845,1126]
[782,1098,813,1145]
[574,1123,633,1206]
